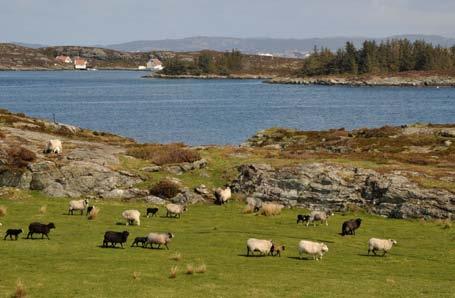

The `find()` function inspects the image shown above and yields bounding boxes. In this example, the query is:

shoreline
[144,73,276,80]
[265,75,455,87]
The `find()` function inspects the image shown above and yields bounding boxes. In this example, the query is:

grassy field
[0,195,454,298]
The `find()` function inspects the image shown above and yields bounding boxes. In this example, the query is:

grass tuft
[126,143,201,165]
[39,205,47,214]
[186,264,194,275]
[169,266,178,279]
[169,252,182,261]
[150,179,181,199]
[0,205,7,217]
[12,279,27,298]
[259,203,283,216]
[132,271,141,280]
[195,263,207,274]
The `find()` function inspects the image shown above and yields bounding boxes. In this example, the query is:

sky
[1,0,455,45]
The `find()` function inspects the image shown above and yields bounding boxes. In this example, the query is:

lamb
[270,244,286,257]
[146,232,174,249]
[341,218,362,236]
[297,214,310,224]
[214,186,231,205]
[165,204,186,218]
[103,231,129,248]
[4,228,23,240]
[131,236,148,247]
[122,210,141,226]
[146,207,159,218]
[298,240,329,260]
[26,222,56,240]
[86,206,94,215]
[246,238,274,256]
[68,199,89,215]
[368,238,397,256]
[44,139,62,154]
[306,210,334,227]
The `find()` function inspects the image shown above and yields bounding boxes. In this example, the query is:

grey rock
[141,165,162,172]
[170,188,205,205]
[143,195,167,205]
[231,163,455,219]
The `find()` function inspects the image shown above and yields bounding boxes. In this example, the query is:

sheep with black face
[103,231,130,248]
[27,222,56,240]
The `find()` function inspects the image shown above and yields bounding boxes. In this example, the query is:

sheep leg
[325,220,328,226]
[165,243,169,250]
[120,243,124,248]
[80,210,83,216]
[382,250,387,257]
[372,249,377,256]
[44,233,50,240]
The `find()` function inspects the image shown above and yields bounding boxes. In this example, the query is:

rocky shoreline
[266,75,455,87]
[146,73,275,80]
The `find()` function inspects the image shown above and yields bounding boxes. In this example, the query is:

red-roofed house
[74,58,88,70]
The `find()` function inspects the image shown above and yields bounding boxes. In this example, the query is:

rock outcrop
[231,163,455,219]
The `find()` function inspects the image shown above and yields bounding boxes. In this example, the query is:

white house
[146,58,164,71]
[74,58,88,70]
[55,55,72,64]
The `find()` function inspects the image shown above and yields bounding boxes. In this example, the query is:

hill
[105,35,455,57]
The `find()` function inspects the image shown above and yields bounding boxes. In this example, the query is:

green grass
[1,196,454,298]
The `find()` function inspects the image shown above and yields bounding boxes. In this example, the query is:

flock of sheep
[2,139,399,261]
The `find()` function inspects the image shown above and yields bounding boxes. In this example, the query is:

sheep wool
[298,240,329,260]
[122,210,141,226]
[368,238,397,256]
[246,238,274,256]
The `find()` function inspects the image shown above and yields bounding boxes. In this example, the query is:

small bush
[259,203,284,216]
[186,264,194,275]
[0,205,7,217]
[169,266,178,279]
[7,147,36,168]
[126,143,201,165]
[88,207,100,220]
[12,279,27,298]
[150,179,181,199]
[132,271,141,280]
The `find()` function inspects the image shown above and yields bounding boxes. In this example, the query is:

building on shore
[146,58,164,71]
[55,55,72,64]
[74,58,88,70]
[138,65,147,70]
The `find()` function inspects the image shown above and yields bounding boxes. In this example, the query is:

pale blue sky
[1,0,454,44]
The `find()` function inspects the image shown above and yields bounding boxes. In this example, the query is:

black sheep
[4,228,23,240]
[341,218,362,236]
[103,231,129,248]
[27,222,56,239]
[131,236,147,247]
[296,214,310,224]
[146,207,159,218]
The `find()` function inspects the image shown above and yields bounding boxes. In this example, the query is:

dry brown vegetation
[150,179,181,198]
[126,143,201,165]
[0,205,7,217]
[12,279,27,298]
[6,146,37,168]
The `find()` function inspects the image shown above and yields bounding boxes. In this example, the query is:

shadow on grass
[237,254,270,258]
[287,256,313,261]
[97,245,126,249]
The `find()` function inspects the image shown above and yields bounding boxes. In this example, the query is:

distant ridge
[105,35,455,57]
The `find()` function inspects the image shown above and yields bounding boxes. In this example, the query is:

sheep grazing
[270,244,286,257]
[131,236,148,247]
[4,228,23,240]
[146,207,159,218]
[298,240,329,261]
[146,232,174,249]
[165,204,186,218]
[26,222,56,240]
[103,231,129,248]
[341,218,362,236]
[246,238,274,256]
[68,199,89,215]
[297,214,310,224]
[214,186,231,205]
[122,210,141,226]
[306,210,334,227]
[44,139,62,154]
[368,238,397,256]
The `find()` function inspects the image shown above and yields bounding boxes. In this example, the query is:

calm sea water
[0,71,454,145]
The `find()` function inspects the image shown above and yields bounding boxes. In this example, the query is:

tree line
[298,39,455,76]
[161,50,243,75]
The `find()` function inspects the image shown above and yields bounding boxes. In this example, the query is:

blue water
[0,71,454,145]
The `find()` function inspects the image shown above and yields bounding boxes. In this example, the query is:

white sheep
[122,209,141,226]
[214,186,231,205]
[146,232,174,249]
[298,240,329,260]
[246,238,274,256]
[68,199,89,215]
[165,204,186,218]
[306,210,334,227]
[368,238,397,256]
[44,139,62,154]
